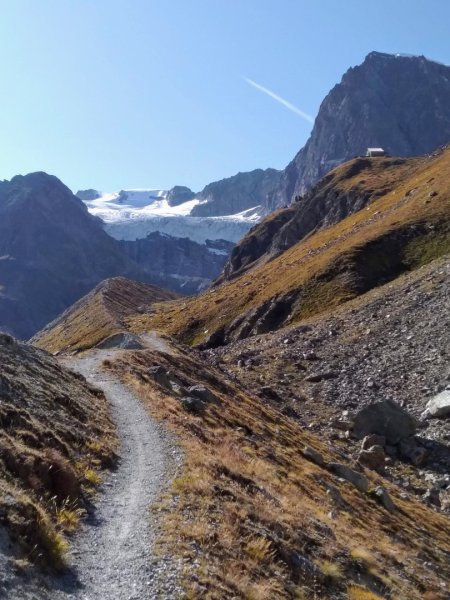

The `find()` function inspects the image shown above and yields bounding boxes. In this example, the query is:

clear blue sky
[1,0,449,192]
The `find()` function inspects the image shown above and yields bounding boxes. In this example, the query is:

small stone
[398,438,428,466]
[328,463,369,493]
[423,488,441,507]
[304,371,338,382]
[326,485,346,507]
[180,396,205,415]
[187,385,219,405]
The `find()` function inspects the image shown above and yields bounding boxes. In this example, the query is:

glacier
[83,189,261,244]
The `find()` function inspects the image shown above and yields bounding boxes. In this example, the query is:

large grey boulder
[353,400,417,444]
[422,390,450,418]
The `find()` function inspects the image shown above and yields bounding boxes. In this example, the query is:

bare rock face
[119,233,233,294]
[192,168,281,217]
[270,52,450,207]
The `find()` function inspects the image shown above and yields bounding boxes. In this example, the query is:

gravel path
[44,350,182,600]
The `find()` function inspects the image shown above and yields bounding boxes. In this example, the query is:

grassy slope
[128,150,450,346]
[0,334,117,569]
[32,277,179,353]
[110,342,450,599]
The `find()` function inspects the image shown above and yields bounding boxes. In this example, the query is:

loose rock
[422,390,450,418]
[328,463,369,493]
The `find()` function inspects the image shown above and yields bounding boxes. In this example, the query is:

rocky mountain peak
[269,51,450,208]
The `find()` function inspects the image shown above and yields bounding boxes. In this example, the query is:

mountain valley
[1,48,450,600]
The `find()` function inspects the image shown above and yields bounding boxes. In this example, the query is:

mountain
[0,173,240,339]
[220,155,420,282]
[78,52,450,240]
[119,233,233,294]
[191,168,281,217]
[0,172,144,340]
[270,52,450,207]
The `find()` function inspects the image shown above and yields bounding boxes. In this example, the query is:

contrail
[243,77,314,124]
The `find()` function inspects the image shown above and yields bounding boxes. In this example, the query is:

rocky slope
[270,52,450,207]
[0,333,116,585]
[32,277,178,354]
[207,255,450,506]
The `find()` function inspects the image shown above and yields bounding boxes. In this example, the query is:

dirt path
[45,349,181,599]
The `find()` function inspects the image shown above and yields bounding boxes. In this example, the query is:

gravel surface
[5,349,183,600]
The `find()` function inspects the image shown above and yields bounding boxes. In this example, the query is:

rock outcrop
[192,168,281,217]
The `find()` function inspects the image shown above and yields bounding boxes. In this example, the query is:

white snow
[83,189,262,244]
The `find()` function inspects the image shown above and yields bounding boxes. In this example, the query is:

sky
[1,0,450,193]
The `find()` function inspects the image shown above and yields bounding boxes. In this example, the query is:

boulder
[302,446,325,467]
[372,486,395,512]
[148,366,171,389]
[353,400,417,444]
[328,463,369,493]
[187,385,219,405]
[422,390,450,418]
[180,396,205,415]
[97,332,144,350]
[398,438,428,466]
[357,445,386,471]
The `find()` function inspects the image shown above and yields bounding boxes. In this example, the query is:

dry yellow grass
[108,342,450,599]
[33,276,178,353]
